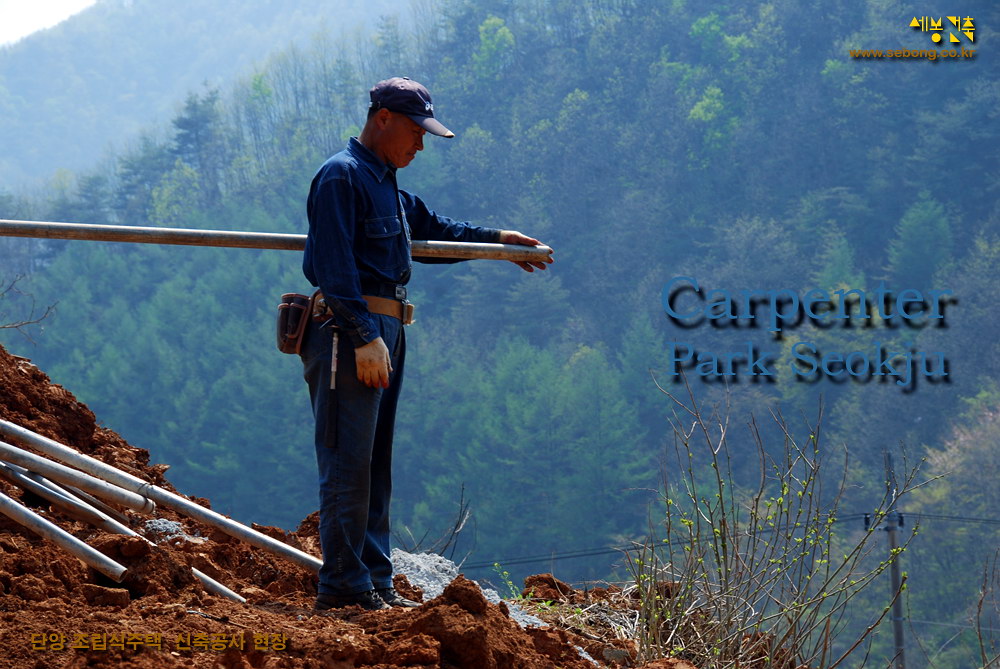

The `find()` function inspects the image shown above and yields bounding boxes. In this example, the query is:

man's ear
[374,108,393,129]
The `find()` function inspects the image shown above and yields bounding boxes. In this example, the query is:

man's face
[378,111,425,168]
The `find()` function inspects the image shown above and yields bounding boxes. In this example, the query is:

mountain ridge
[0,0,396,187]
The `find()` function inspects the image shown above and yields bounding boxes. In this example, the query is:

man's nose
[416,135,424,152]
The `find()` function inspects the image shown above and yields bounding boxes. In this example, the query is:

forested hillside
[1,0,998,665]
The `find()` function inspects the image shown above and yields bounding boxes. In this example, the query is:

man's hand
[355,337,392,388]
[498,230,554,272]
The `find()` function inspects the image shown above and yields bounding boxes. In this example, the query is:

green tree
[75,174,112,226]
[810,227,865,289]
[471,16,515,81]
[171,89,227,206]
[115,134,174,226]
[888,193,951,290]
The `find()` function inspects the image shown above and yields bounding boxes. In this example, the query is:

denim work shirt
[304,137,501,347]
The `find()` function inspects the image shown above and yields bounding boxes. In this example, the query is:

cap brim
[409,114,455,138]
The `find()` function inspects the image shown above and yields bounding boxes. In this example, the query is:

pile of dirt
[0,343,675,668]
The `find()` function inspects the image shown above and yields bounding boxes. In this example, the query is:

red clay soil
[0,343,679,669]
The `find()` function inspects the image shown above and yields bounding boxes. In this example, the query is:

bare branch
[0,275,55,339]
[627,388,925,668]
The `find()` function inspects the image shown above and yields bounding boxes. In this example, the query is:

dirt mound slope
[0,343,667,668]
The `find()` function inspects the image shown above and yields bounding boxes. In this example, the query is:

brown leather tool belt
[314,291,414,326]
[362,295,415,324]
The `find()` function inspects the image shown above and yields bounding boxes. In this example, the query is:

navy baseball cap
[369,77,455,138]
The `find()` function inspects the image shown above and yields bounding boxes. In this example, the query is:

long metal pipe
[0,219,553,262]
[5,463,130,524]
[189,567,245,603]
[5,465,133,526]
[0,490,128,582]
[46,481,132,526]
[0,462,245,603]
[0,440,155,514]
[0,461,111,528]
[0,420,323,573]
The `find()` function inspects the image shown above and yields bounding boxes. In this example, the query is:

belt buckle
[394,285,414,325]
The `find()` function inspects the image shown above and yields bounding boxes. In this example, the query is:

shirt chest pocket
[362,215,407,276]
[365,216,401,238]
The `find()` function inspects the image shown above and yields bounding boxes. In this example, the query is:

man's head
[359,77,453,169]
[368,77,454,138]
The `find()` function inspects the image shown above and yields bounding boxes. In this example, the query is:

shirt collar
[348,137,395,183]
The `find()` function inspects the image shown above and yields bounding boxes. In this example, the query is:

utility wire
[908,618,1000,634]
[908,512,1000,526]
[462,510,1000,571]
[464,545,633,570]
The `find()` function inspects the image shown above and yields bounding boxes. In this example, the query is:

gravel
[142,518,185,539]
[391,548,545,627]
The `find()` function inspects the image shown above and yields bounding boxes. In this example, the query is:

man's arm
[305,174,381,346]
[400,190,553,271]
[400,190,499,245]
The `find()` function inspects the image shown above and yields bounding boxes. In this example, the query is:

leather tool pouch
[276,292,315,354]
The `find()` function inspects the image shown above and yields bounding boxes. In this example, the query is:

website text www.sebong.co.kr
[850,46,977,60]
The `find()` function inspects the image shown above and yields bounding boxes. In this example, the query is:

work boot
[376,587,420,608]
[314,590,391,611]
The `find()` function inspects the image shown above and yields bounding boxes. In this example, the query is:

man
[301,77,552,611]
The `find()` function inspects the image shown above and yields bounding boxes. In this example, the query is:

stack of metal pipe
[0,419,324,604]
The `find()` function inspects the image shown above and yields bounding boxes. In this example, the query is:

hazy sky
[0,0,96,46]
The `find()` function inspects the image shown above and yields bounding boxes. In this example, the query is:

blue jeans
[301,314,405,595]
